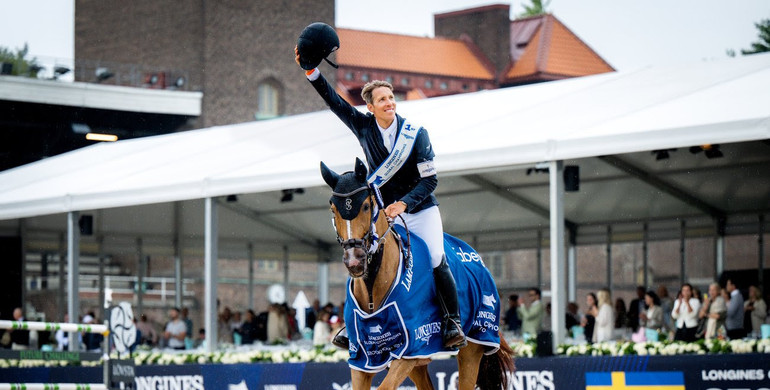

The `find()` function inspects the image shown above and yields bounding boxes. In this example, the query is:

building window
[256,79,281,120]
[401,77,409,86]
[385,75,393,83]
[361,73,370,82]
[345,72,354,81]
[440,81,448,90]
[462,83,469,91]
[425,80,433,89]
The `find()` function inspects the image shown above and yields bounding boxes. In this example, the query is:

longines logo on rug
[414,321,441,344]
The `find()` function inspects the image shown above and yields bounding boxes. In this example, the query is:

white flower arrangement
[2,338,768,368]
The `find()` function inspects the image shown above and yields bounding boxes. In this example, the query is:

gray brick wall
[76,0,335,128]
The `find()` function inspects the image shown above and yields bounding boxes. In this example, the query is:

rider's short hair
[361,80,394,105]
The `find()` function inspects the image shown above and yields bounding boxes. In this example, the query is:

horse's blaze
[343,247,366,277]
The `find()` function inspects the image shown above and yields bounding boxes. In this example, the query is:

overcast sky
[0,0,768,72]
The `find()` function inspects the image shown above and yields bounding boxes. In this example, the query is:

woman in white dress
[595,288,615,342]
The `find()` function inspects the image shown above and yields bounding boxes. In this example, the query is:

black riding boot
[433,255,467,349]
[331,325,349,350]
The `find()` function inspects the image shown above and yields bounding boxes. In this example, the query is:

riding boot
[433,255,467,349]
[331,326,349,350]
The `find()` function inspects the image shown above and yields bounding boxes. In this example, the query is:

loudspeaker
[564,165,579,192]
[536,330,554,356]
[1,63,12,75]
[79,215,93,236]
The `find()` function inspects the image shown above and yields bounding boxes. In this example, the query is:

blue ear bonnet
[330,172,370,220]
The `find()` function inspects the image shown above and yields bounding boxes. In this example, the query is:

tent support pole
[204,197,219,353]
[549,160,566,352]
[66,211,80,351]
[715,218,725,279]
[758,214,765,287]
[568,226,577,303]
[318,248,330,306]
[174,202,183,309]
[643,223,649,288]
[680,220,686,285]
[248,242,254,311]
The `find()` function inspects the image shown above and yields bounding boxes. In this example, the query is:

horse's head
[320,158,383,278]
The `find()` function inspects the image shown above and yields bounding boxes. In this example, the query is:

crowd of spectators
[501,280,768,345]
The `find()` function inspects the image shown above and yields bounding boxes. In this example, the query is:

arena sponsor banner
[1,353,769,390]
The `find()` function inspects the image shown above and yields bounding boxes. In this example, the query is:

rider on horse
[295,24,466,349]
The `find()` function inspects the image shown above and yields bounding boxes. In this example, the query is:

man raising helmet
[294,25,466,349]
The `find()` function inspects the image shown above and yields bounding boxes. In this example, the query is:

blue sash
[367,120,421,188]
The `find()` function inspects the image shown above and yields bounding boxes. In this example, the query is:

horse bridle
[331,184,411,312]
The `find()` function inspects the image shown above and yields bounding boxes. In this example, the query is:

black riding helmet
[297,22,340,70]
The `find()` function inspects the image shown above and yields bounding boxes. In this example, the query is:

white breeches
[395,206,444,268]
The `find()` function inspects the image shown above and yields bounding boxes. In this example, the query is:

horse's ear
[320,161,339,189]
[354,158,368,182]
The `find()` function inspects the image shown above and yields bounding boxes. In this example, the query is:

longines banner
[2,353,769,389]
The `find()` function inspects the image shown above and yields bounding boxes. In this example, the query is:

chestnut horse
[320,159,513,390]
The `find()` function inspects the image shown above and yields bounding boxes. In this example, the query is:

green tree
[0,43,42,77]
[741,19,770,55]
[517,0,551,19]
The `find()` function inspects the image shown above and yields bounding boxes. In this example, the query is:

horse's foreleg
[377,358,419,390]
[351,369,374,390]
[456,343,484,390]
[407,365,435,390]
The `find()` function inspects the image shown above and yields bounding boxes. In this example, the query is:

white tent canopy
[1,53,768,221]
[1,53,769,353]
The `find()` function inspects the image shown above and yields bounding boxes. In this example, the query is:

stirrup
[331,326,349,350]
[443,317,467,349]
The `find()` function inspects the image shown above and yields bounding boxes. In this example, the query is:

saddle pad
[345,225,500,373]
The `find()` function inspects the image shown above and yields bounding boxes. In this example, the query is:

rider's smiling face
[367,86,396,128]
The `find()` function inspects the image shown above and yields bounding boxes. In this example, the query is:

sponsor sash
[367,120,421,188]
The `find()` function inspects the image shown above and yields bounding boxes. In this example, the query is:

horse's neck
[352,220,400,313]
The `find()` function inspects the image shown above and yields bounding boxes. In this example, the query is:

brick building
[75,0,336,128]
[335,4,614,105]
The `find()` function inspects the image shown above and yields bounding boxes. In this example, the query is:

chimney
[434,4,511,77]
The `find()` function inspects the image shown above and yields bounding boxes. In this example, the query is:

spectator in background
[329,314,343,342]
[698,282,726,340]
[744,285,766,337]
[237,310,259,345]
[725,279,745,340]
[566,302,581,331]
[55,314,74,351]
[81,313,103,352]
[194,328,206,349]
[518,287,544,338]
[8,307,29,350]
[640,290,663,333]
[217,307,234,344]
[657,285,674,334]
[135,314,159,346]
[627,286,647,332]
[504,294,521,333]
[306,299,321,330]
[286,305,301,340]
[181,307,193,347]
[266,303,288,344]
[672,283,701,342]
[542,302,552,332]
[312,309,331,346]
[164,307,187,350]
[581,292,598,344]
[595,289,614,342]
[614,298,628,330]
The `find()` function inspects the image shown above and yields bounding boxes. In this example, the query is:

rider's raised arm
[305,68,369,137]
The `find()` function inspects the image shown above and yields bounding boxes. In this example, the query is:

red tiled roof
[336,29,495,80]
[504,14,614,83]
